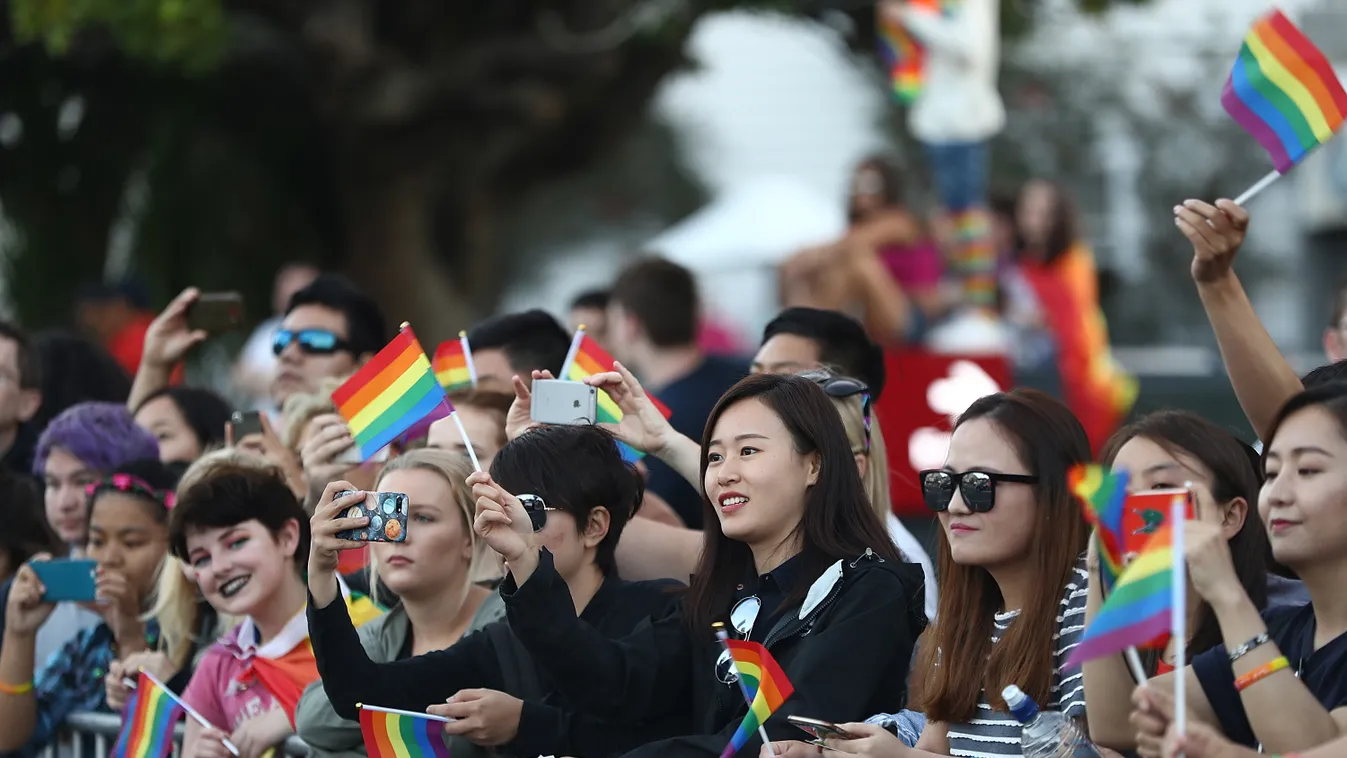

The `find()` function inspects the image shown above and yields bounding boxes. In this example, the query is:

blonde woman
[803,370,938,622]
[296,449,505,758]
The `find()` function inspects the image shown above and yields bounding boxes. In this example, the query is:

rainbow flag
[359,704,452,758]
[720,640,795,758]
[559,329,672,463]
[1069,464,1128,592]
[111,672,183,758]
[432,332,476,392]
[1222,8,1347,173]
[331,328,447,461]
[875,0,952,104]
[1068,522,1175,667]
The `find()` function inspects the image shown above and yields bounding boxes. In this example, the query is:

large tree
[0,0,1147,341]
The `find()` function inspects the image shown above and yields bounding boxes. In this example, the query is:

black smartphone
[230,410,263,440]
[334,491,409,543]
[186,292,245,332]
[787,715,855,741]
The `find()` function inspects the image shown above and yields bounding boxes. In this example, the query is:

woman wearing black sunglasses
[771,389,1093,757]
[471,373,926,757]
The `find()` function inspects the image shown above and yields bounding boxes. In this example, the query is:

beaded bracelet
[1235,655,1289,691]
[0,679,34,695]
[1228,631,1271,662]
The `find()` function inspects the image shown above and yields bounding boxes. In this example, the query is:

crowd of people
[0,190,1341,758]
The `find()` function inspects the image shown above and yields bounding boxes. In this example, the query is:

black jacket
[308,574,684,758]
[502,549,927,757]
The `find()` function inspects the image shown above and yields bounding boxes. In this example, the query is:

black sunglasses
[919,469,1039,513]
[518,494,561,532]
[272,328,352,357]
[798,371,871,451]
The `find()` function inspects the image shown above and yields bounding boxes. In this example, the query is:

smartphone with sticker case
[334,491,409,543]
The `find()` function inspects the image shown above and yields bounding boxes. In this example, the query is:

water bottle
[1002,684,1103,758]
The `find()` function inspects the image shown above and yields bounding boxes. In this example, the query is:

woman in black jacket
[471,373,928,757]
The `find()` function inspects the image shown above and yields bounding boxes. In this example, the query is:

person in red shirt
[74,280,183,384]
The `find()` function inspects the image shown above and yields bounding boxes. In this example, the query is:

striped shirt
[942,555,1090,758]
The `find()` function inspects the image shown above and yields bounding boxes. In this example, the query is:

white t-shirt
[897,0,1006,144]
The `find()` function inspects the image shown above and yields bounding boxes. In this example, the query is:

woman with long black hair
[472,373,927,756]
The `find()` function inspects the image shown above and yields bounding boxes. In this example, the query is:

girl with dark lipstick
[472,373,927,757]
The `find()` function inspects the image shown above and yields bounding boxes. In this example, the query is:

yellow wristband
[0,680,34,695]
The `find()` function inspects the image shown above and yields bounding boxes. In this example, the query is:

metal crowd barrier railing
[40,712,310,758]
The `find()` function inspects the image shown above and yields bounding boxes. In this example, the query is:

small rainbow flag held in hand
[1069,464,1129,592]
[433,332,476,392]
[1068,518,1177,667]
[111,672,184,758]
[1222,8,1347,174]
[359,704,452,758]
[559,328,672,463]
[719,639,796,758]
[332,327,447,461]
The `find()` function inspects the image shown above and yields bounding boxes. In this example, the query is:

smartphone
[334,491,409,543]
[529,379,598,426]
[186,292,245,333]
[30,559,98,603]
[787,715,855,741]
[1121,488,1195,561]
[230,410,263,441]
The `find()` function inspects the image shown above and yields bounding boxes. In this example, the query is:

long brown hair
[683,374,904,635]
[916,389,1091,722]
[1101,410,1272,670]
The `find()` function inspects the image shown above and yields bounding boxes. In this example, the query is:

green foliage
[9,0,227,74]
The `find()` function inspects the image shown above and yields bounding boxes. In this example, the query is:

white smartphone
[530,379,598,426]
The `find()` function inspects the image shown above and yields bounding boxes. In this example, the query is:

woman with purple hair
[0,403,160,669]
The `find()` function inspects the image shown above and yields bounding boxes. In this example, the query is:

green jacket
[295,591,507,758]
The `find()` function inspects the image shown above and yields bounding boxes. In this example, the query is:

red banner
[874,351,1012,517]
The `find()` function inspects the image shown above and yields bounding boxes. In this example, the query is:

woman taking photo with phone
[473,373,926,757]
[770,389,1093,757]
[0,458,178,753]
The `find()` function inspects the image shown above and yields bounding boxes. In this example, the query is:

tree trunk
[338,163,472,347]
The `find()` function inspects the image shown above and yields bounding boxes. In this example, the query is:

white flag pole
[559,326,585,380]
[451,411,483,472]
[459,331,478,388]
[1171,497,1188,747]
[357,702,454,723]
[1233,169,1281,206]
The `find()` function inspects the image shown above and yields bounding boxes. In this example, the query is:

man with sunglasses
[270,274,387,408]
[752,307,888,402]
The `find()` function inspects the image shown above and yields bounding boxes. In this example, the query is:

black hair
[489,424,640,576]
[570,289,611,311]
[0,471,60,572]
[136,387,232,456]
[88,458,182,525]
[609,258,699,347]
[169,462,311,572]
[1013,181,1080,265]
[761,308,888,402]
[1301,360,1347,389]
[31,331,131,431]
[467,309,571,376]
[848,156,906,224]
[286,273,388,358]
[684,374,903,634]
[0,322,40,390]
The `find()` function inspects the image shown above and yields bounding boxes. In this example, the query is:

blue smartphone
[30,559,98,603]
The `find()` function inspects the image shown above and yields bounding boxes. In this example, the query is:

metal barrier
[39,712,309,758]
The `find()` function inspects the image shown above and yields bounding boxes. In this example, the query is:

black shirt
[644,355,748,527]
[309,573,685,758]
[1192,603,1347,747]
[743,554,804,643]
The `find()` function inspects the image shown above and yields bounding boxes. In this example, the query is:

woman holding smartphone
[473,373,927,757]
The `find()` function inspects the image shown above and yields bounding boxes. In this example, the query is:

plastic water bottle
[1002,684,1103,758]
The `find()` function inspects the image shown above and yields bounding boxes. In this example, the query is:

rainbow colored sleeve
[111,672,184,758]
[331,328,448,461]
[720,640,795,758]
[1222,8,1347,173]
[1068,521,1175,667]
[1069,464,1128,592]
[359,706,452,758]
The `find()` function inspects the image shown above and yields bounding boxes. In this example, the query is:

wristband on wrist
[0,680,34,695]
[1228,631,1271,662]
[1235,655,1289,692]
